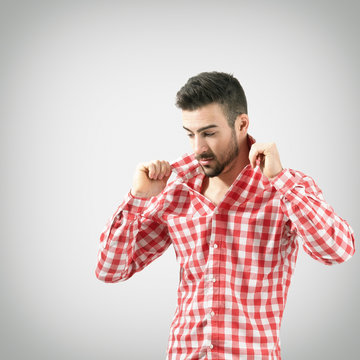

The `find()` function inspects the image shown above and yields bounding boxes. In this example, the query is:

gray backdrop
[1,0,359,359]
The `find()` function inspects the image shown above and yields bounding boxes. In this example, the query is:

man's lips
[199,157,214,165]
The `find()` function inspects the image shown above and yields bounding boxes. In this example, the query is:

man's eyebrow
[182,125,218,133]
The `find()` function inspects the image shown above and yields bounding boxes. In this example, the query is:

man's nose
[193,136,207,155]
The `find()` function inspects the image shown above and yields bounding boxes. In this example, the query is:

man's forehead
[181,104,228,130]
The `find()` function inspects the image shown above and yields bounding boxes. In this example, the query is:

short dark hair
[175,71,248,127]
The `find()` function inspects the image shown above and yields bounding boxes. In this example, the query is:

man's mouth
[199,157,214,166]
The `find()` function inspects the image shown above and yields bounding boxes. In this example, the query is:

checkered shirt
[96,135,355,359]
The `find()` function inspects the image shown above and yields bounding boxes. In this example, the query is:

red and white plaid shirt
[96,135,355,359]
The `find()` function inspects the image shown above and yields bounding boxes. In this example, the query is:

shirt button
[210,311,215,317]
[209,344,214,350]
[212,277,216,283]
[213,243,218,248]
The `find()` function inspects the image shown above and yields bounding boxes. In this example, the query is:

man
[96,72,355,359]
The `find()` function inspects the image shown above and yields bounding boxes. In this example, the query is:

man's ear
[236,114,249,132]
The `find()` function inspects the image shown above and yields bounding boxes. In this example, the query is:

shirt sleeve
[95,191,172,282]
[270,168,355,265]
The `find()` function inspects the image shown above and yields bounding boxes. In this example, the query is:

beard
[196,131,239,178]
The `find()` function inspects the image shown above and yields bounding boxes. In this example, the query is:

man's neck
[201,145,250,203]
[209,151,250,189]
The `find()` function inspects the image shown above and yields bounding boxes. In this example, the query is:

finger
[249,145,259,168]
[155,160,169,180]
[147,162,156,179]
[250,143,269,168]
[165,162,172,177]
[159,161,172,180]
[158,161,167,180]
[147,161,170,180]
[152,160,163,179]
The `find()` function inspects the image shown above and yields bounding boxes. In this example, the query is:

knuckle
[137,162,146,170]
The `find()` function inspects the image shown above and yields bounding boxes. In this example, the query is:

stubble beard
[197,131,239,178]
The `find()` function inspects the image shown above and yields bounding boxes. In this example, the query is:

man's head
[175,71,247,128]
[176,72,249,178]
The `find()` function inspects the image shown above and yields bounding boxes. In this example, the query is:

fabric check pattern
[96,135,355,359]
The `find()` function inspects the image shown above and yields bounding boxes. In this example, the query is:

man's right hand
[131,160,172,198]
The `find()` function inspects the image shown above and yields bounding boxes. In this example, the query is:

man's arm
[95,160,172,282]
[249,141,355,264]
[271,168,355,264]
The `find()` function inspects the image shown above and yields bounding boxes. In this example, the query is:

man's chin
[205,172,218,178]
[202,165,223,178]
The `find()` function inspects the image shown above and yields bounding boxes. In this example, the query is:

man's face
[182,103,239,177]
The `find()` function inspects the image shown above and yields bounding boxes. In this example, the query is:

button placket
[204,210,222,358]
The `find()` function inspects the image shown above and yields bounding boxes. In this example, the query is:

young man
[96,72,355,359]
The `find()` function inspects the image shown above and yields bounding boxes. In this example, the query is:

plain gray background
[1,0,359,359]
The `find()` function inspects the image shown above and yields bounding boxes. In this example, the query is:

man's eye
[187,133,194,138]
[203,132,215,137]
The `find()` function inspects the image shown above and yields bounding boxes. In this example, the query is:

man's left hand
[249,142,283,179]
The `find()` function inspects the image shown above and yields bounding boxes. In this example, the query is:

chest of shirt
[160,180,288,271]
